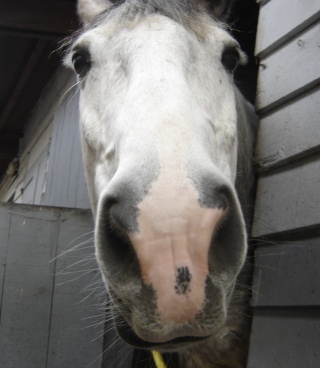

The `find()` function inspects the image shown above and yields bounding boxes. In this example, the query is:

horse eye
[221,48,240,73]
[72,51,91,77]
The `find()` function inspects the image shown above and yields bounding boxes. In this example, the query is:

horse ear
[77,0,113,25]
[207,0,235,22]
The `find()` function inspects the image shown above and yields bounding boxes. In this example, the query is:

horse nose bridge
[98,168,236,237]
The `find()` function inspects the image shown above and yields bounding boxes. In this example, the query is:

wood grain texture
[247,309,320,368]
[256,22,320,113]
[0,204,107,368]
[43,91,90,209]
[0,205,11,309]
[254,87,320,172]
[252,238,320,307]
[47,209,104,368]
[0,204,60,368]
[249,3,320,368]
[252,153,320,238]
[256,0,320,57]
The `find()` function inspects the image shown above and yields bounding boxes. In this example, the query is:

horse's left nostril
[97,194,135,264]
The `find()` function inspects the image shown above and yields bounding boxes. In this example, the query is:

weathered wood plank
[256,0,320,57]
[256,22,320,113]
[0,205,11,309]
[254,87,320,172]
[247,309,320,368]
[47,209,104,368]
[63,93,91,209]
[0,204,60,368]
[252,238,320,307]
[252,153,320,238]
[44,91,90,209]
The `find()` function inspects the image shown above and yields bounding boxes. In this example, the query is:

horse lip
[114,315,211,349]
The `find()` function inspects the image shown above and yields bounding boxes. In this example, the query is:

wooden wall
[0,203,132,368]
[247,1,320,367]
[0,69,90,210]
[42,83,90,209]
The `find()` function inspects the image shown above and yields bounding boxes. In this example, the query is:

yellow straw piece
[151,350,167,368]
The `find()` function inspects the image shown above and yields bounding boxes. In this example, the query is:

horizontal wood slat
[256,22,320,113]
[256,0,320,57]
[254,87,320,172]
[247,309,320,368]
[252,153,320,238]
[252,239,320,307]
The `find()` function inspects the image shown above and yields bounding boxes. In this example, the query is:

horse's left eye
[221,48,240,73]
[72,51,91,77]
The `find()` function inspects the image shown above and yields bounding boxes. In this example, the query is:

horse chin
[114,314,212,351]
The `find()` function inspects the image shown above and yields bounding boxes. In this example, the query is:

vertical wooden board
[247,309,320,368]
[252,153,320,237]
[62,93,90,209]
[33,149,49,205]
[47,208,104,368]
[252,239,320,307]
[256,0,320,57]
[256,22,320,112]
[43,96,71,206]
[0,205,60,368]
[255,87,320,171]
[21,148,48,205]
[21,69,74,153]
[44,91,90,210]
[0,204,11,308]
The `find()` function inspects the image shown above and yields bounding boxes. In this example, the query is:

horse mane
[81,0,228,39]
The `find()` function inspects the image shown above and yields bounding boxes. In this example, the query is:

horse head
[65,0,257,364]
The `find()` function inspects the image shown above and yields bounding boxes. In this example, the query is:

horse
[65,1,258,367]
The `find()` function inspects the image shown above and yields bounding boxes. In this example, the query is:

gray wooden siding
[0,203,106,367]
[43,87,90,209]
[1,69,90,210]
[248,0,320,367]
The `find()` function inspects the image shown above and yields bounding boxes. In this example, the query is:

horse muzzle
[95,168,247,344]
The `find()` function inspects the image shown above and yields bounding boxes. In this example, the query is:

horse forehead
[79,12,230,56]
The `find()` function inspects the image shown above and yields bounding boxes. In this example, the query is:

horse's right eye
[72,51,91,77]
[221,47,240,73]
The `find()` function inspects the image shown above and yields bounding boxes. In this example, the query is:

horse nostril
[215,185,230,210]
[97,193,137,267]
[199,184,230,211]
[102,192,140,234]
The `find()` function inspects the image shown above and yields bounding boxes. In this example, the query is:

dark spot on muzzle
[175,266,192,295]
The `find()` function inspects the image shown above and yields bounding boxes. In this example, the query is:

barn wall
[248,1,320,367]
[0,69,90,210]
[0,203,104,367]
[42,81,90,209]
[0,203,132,368]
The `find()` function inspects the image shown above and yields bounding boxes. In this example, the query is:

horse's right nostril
[196,180,230,211]
[101,190,141,235]
[96,193,138,269]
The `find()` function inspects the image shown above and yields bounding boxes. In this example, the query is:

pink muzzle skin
[129,169,225,325]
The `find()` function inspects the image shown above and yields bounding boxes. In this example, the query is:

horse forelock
[75,0,228,43]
